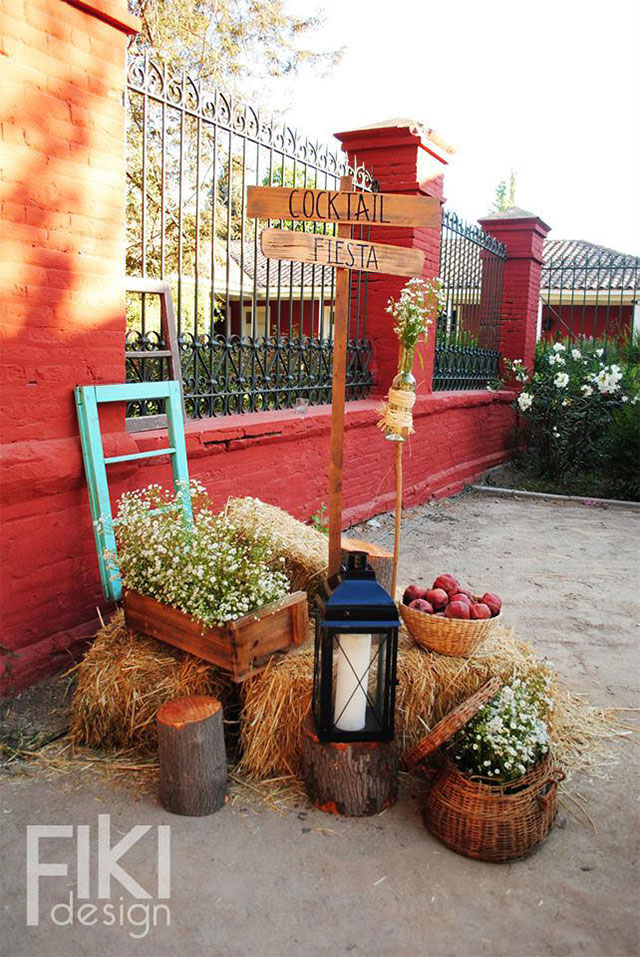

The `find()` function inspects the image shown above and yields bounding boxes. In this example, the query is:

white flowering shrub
[503,339,639,498]
[107,482,290,627]
[449,673,552,782]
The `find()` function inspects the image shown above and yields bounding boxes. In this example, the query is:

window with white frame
[242,305,269,338]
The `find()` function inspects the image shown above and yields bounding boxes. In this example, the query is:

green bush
[505,339,639,499]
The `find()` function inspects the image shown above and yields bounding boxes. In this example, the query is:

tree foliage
[492,170,517,212]
[129,0,343,90]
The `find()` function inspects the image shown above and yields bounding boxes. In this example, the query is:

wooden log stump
[301,716,398,817]
[157,695,227,816]
[341,538,394,595]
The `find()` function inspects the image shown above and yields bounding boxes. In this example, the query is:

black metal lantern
[313,551,400,743]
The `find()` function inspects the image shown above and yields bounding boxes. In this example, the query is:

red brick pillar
[478,208,551,374]
[335,121,454,395]
[0,0,139,690]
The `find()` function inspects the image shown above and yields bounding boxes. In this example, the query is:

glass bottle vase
[385,343,416,442]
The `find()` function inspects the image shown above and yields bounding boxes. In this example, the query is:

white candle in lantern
[334,633,372,732]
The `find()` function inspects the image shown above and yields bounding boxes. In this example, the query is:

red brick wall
[479,212,551,370]
[0,0,135,689]
[336,123,449,394]
[0,35,520,693]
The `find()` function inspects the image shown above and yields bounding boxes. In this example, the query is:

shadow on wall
[0,1,129,691]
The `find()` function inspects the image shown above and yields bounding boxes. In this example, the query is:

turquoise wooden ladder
[75,381,192,602]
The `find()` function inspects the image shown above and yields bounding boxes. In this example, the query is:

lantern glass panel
[332,632,387,734]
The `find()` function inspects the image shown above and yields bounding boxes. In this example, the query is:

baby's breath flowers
[449,673,553,782]
[385,277,445,351]
[107,482,289,627]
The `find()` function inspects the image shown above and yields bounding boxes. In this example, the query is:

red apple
[444,600,470,620]
[403,584,427,605]
[409,598,434,614]
[433,574,460,595]
[425,588,449,610]
[481,592,502,617]
[449,592,473,606]
[470,602,492,620]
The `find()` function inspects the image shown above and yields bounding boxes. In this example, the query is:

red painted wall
[0,0,134,690]
[541,304,632,343]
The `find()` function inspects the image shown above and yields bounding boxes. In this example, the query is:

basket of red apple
[399,575,502,658]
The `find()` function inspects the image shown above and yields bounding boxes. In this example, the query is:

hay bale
[226,496,327,595]
[69,611,231,753]
[238,626,623,781]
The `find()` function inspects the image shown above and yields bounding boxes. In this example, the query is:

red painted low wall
[0,390,515,691]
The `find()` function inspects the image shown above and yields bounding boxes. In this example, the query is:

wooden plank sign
[247,185,439,229]
[261,228,424,279]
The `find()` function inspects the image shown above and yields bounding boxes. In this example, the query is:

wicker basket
[423,752,564,863]
[403,677,502,769]
[399,600,500,658]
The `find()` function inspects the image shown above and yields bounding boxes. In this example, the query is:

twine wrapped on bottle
[378,344,416,442]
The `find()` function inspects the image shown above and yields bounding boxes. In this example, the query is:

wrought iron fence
[540,240,639,358]
[125,55,375,419]
[434,210,506,390]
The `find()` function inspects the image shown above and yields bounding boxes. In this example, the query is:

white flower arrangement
[385,277,445,350]
[450,673,552,782]
[107,482,289,628]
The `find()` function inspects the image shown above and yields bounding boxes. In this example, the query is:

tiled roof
[541,239,639,290]
[229,238,336,290]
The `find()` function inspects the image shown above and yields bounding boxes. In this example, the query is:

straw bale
[239,626,626,782]
[226,496,327,595]
[69,611,231,753]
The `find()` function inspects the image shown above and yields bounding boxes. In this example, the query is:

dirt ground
[1,492,639,957]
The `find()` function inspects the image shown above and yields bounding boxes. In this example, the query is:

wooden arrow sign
[247,186,439,228]
[261,228,424,279]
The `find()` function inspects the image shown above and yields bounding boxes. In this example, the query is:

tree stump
[301,716,398,817]
[157,695,227,816]
[341,538,394,595]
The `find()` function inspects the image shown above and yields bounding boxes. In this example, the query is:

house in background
[539,239,639,344]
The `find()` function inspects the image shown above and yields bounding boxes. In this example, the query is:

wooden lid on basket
[403,676,502,768]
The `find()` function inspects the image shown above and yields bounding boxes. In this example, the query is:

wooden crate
[123,589,308,682]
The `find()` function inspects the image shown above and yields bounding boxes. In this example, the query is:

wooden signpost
[247,186,439,229]
[247,179,434,583]
[261,229,424,278]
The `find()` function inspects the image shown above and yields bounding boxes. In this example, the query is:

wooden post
[157,695,227,816]
[391,442,403,601]
[328,174,354,578]
[341,536,393,595]
[301,716,398,817]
